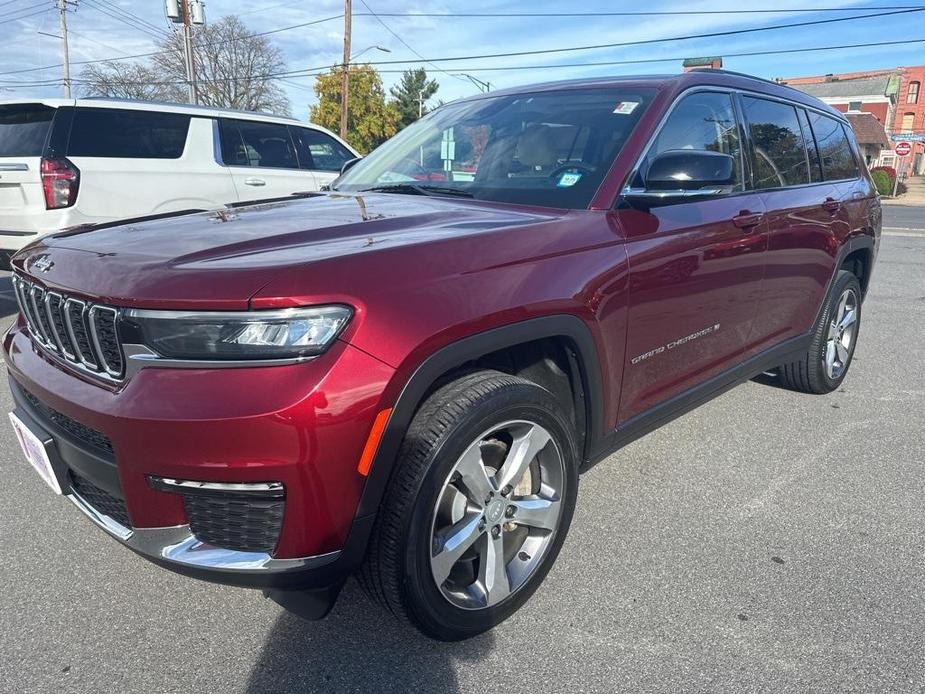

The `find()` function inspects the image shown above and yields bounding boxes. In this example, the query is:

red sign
[895,141,913,157]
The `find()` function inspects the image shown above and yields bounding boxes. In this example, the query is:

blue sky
[1,0,924,120]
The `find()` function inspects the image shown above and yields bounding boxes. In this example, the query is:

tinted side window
[797,109,823,183]
[806,112,859,181]
[219,118,298,169]
[638,91,744,190]
[0,104,55,157]
[67,108,190,158]
[293,128,354,172]
[742,96,810,189]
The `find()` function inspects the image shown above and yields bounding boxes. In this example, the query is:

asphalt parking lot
[0,206,923,693]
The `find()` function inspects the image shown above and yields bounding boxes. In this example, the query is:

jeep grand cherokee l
[4,71,879,641]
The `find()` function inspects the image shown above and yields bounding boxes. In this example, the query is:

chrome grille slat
[44,292,72,357]
[88,306,124,377]
[12,274,124,383]
[12,277,38,336]
[63,298,100,370]
[28,285,55,349]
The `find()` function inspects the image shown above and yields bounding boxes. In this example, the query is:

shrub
[870,165,897,182]
[871,169,894,196]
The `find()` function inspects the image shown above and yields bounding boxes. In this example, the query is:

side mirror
[340,157,363,175]
[647,150,736,191]
[626,150,736,202]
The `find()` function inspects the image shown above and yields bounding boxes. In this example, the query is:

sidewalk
[882,173,925,205]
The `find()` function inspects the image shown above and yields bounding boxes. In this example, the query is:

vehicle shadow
[751,370,790,391]
[246,579,494,693]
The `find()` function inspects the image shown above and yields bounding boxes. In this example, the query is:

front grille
[19,386,114,456]
[184,494,285,554]
[70,473,131,529]
[12,274,124,380]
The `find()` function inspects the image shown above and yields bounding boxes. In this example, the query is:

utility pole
[340,0,351,140]
[418,90,424,119]
[56,0,72,98]
[179,0,198,104]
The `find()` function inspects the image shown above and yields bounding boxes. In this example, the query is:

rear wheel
[778,270,862,394]
[360,370,579,641]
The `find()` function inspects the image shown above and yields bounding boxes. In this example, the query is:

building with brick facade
[780,66,925,175]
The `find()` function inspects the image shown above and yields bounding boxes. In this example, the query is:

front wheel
[778,270,862,394]
[360,370,579,641]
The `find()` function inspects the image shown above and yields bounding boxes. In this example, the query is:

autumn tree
[79,15,290,115]
[389,68,439,129]
[309,65,399,154]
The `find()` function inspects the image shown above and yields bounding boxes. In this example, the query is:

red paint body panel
[4,326,394,558]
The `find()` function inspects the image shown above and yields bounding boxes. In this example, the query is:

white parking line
[883,229,925,238]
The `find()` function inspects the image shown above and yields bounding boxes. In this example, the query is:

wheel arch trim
[354,314,605,519]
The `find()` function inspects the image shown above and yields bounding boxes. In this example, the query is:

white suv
[0,98,358,265]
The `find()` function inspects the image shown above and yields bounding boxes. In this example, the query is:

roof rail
[684,68,784,88]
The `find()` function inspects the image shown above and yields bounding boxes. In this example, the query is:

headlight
[121,306,352,361]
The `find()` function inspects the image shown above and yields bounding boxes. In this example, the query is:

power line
[313,6,925,67]
[356,0,468,84]
[363,5,925,16]
[85,0,170,37]
[0,6,49,26]
[3,6,924,83]
[7,36,925,88]
[81,0,170,40]
[0,1,47,20]
[0,13,343,78]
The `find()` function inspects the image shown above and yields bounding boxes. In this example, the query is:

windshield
[334,87,654,209]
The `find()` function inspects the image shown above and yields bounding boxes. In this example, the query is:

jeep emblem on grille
[31,256,54,273]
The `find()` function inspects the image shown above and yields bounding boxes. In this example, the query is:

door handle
[732,211,763,229]
[244,177,266,186]
[822,197,840,213]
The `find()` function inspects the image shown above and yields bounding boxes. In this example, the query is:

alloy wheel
[429,420,565,610]
[824,287,859,380]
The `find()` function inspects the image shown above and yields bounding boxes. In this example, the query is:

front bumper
[5,320,394,590]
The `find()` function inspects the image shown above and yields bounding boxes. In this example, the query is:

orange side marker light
[357,408,392,476]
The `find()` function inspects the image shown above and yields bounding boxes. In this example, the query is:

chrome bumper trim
[67,491,339,573]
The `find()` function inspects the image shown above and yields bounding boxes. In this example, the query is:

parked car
[5,70,880,641]
[0,98,358,267]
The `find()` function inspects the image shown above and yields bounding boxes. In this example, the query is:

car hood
[13,193,562,309]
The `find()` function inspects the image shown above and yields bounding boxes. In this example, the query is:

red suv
[5,71,879,640]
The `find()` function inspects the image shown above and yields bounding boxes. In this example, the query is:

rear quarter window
[806,111,859,181]
[742,96,811,189]
[67,108,191,158]
[0,104,55,157]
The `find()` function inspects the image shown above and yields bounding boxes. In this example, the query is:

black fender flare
[354,314,605,520]
[816,233,876,323]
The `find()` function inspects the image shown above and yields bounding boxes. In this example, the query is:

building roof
[792,76,891,100]
[846,112,891,148]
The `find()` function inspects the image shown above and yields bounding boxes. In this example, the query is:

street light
[453,73,491,93]
[350,45,391,61]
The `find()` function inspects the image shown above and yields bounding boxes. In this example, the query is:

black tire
[359,369,579,641]
[778,270,862,394]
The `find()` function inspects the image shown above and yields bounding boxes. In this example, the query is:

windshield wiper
[359,183,474,198]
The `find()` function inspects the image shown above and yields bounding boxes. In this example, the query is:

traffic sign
[895,141,913,157]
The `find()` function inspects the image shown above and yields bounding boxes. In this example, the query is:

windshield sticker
[613,101,640,115]
[557,171,583,188]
